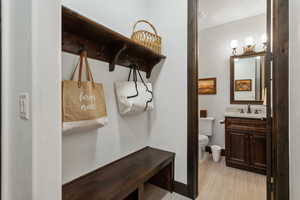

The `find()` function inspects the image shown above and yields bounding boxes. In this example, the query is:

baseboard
[174,181,189,198]
[205,146,226,156]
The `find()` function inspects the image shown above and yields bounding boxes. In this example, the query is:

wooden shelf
[62,6,166,78]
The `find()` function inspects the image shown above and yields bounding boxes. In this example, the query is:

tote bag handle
[127,64,153,111]
[71,50,95,88]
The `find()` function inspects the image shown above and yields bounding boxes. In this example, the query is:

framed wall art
[235,79,252,92]
[198,78,217,95]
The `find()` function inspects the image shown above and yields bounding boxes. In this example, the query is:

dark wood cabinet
[225,117,267,174]
[226,130,249,167]
[250,133,267,171]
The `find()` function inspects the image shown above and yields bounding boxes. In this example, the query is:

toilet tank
[199,117,215,136]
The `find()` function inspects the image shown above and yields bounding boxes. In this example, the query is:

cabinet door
[250,133,267,171]
[226,130,249,166]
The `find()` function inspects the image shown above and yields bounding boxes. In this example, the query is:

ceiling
[199,0,266,30]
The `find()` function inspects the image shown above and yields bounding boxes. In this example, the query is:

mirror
[230,52,266,104]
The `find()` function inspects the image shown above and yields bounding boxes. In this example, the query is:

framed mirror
[230,52,266,104]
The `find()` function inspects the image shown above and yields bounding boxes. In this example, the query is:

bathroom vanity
[225,51,268,175]
[225,117,267,174]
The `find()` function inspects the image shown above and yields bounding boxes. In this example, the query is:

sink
[224,106,267,119]
[224,112,266,119]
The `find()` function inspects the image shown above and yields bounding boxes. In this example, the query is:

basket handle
[132,20,158,36]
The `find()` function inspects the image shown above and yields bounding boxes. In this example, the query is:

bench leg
[124,184,144,200]
[138,184,144,200]
[148,161,174,192]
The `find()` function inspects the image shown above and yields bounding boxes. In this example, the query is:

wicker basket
[131,20,162,54]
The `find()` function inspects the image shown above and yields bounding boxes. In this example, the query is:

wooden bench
[63,147,175,200]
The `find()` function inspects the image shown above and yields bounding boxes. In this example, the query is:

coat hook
[96,46,105,56]
[78,43,87,54]
[109,45,127,72]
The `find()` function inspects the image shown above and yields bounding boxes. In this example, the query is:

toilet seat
[199,135,209,146]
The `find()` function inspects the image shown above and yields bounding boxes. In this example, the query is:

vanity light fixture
[230,40,239,55]
[245,36,255,46]
[243,36,256,54]
[230,35,267,56]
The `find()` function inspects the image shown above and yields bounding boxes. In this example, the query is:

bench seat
[63,147,175,200]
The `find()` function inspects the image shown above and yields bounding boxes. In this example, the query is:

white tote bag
[115,65,154,115]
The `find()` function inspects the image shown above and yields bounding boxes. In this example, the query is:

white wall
[2,0,33,199]
[62,0,188,185]
[31,0,62,199]
[2,0,61,200]
[62,0,149,36]
[289,0,300,199]
[147,0,188,184]
[198,14,266,147]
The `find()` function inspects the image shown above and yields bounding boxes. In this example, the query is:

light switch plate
[19,93,30,120]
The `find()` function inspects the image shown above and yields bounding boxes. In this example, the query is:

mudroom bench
[62,147,175,200]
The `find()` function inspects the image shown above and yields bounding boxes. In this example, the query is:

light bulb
[230,40,239,49]
[261,33,267,44]
[245,37,255,46]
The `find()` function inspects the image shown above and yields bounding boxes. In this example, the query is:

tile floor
[144,153,266,200]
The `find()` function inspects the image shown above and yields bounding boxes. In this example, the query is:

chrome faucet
[247,104,252,114]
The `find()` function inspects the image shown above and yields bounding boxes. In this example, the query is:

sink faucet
[247,104,252,114]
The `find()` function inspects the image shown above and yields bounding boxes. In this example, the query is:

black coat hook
[109,45,127,72]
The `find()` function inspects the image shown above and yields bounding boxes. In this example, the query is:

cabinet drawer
[226,117,267,133]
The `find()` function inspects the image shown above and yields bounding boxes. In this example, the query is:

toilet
[199,117,215,160]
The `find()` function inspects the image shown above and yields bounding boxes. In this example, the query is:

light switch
[19,93,30,120]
